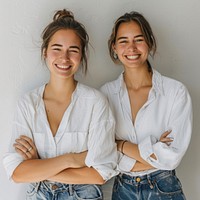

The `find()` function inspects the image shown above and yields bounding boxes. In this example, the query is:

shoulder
[17,85,44,108]
[162,75,189,95]
[100,75,121,96]
[78,83,107,102]
[153,70,191,100]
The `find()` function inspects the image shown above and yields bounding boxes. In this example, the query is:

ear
[112,43,117,54]
[43,49,47,59]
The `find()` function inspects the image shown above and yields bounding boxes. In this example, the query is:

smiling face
[113,21,149,70]
[44,29,82,80]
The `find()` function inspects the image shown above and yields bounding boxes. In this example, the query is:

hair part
[108,11,157,69]
[41,9,89,74]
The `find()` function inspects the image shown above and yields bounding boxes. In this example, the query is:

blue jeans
[26,181,103,200]
[112,170,186,200]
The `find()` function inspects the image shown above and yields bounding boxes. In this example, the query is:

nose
[60,51,70,61]
[128,41,137,51]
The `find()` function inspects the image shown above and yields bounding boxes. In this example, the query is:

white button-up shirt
[3,83,118,181]
[101,69,193,176]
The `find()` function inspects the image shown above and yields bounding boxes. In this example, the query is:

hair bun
[53,9,74,21]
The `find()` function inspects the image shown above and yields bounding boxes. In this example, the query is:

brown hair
[108,11,157,68]
[41,9,89,73]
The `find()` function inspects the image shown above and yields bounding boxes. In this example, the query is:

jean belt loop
[119,173,123,178]
[69,184,73,196]
[147,174,154,189]
[35,182,41,193]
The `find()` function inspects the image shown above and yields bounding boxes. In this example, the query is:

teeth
[126,55,139,60]
[57,65,71,69]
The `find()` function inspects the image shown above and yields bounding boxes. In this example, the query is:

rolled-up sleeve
[117,153,136,172]
[3,99,33,180]
[139,85,193,170]
[85,97,118,181]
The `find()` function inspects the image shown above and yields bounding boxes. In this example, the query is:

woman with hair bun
[3,9,118,199]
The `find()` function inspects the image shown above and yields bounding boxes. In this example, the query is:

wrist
[120,140,127,154]
[63,153,74,168]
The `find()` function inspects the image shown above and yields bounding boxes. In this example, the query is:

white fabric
[100,69,193,176]
[3,83,118,181]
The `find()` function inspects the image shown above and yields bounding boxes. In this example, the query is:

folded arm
[49,167,105,185]
[139,85,192,170]
[12,135,87,183]
[117,130,173,172]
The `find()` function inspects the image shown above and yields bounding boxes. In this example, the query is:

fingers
[13,142,29,154]
[15,135,35,151]
[19,135,35,149]
[20,135,35,145]
[15,146,28,159]
[161,130,172,138]
[159,137,174,143]
[159,130,174,145]
[14,146,33,160]
[14,135,39,160]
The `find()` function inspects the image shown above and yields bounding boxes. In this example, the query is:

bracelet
[121,140,127,154]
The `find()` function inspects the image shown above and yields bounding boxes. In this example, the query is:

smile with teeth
[126,55,140,60]
[56,64,72,70]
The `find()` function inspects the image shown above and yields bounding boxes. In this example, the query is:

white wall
[1,0,199,199]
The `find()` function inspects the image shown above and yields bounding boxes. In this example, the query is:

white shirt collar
[114,69,164,96]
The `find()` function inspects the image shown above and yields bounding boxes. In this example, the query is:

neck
[123,65,152,90]
[44,76,77,102]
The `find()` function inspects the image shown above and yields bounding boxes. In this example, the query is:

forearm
[48,167,105,185]
[131,161,155,172]
[119,141,149,165]
[12,154,82,183]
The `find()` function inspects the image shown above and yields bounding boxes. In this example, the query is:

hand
[159,130,174,145]
[13,135,39,160]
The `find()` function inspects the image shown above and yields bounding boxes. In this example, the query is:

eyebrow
[117,34,144,41]
[51,44,62,47]
[70,46,80,50]
[51,44,80,50]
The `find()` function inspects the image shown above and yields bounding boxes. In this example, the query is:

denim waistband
[40,181,72,192]
[120,170,176,184]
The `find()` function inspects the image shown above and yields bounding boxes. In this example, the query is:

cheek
[72,54,82,63]
[115,45,126,54]
[139,43,149,52]
[47,51,60,58]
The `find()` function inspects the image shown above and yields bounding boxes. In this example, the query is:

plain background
[0,0,199,199]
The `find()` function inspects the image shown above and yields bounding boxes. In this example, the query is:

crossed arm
[12,135,104,184]
[116,130,173,172]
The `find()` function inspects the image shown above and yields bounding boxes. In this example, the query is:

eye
[119,40,128,44]
[52,48,61,51]
[135,38,144,43]
[69,49,79,53]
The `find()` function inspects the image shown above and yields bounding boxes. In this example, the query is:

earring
[113,52,118,59]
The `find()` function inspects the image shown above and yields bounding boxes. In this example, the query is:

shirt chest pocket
[33,131,88,158]
[58,131,88,153]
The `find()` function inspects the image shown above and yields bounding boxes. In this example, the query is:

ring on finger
[26,147,33,153]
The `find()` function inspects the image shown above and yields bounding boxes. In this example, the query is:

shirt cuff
[92,165,118,181]
[138,135,157,161]
[117,153,136,172]
[3,153,24,181]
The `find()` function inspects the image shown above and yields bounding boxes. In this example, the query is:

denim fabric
[26,181,103,200]
[112,170,186,200]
